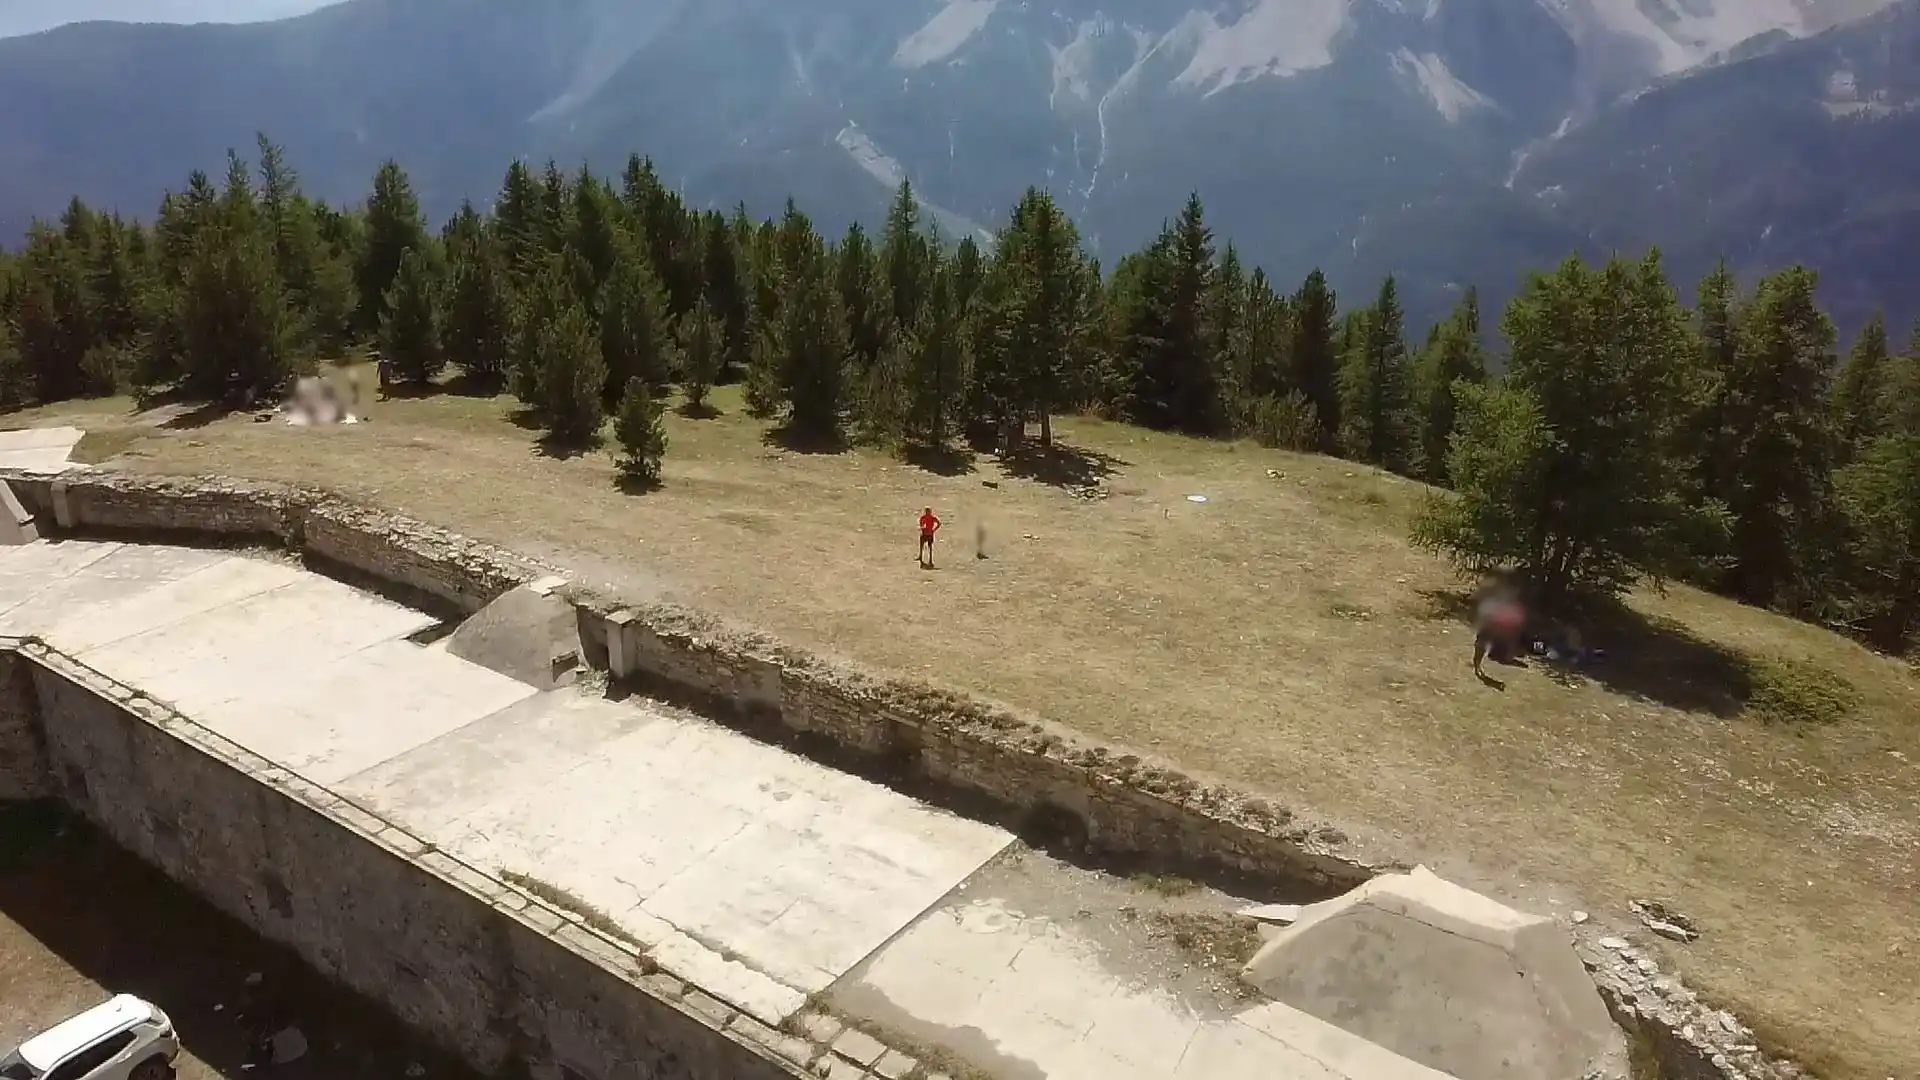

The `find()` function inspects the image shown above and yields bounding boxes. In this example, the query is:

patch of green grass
[499,869,645,948]
[1740,655,1860,728]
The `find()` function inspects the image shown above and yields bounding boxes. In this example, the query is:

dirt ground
[14,375,1920,1080]
[0,803,477,1080]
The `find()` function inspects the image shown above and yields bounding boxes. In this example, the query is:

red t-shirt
[919,512,940,536]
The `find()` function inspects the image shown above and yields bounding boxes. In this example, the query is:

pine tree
[1414,254,1717,605]
[599,247,676,405]
[907,266,966,448]
[677,298,724,414]
[569,168,623,303]
[1716,266,1840,609]
[612,375,668,487]
[380,247,444,385]
[837,223,888,372]
[1161,193,1222,434]
[780,247,850,446]
[1689,260,1741,505]
[539,301,608,446]
[998,188,1096,446]
[256,133,352,355]
[443,230,513,385]
[1337,275,1416,472]
[880,180,932,332]
[357,160,432,335]
[700,211,751,371]
[1832,355,1920,649]
[493,161,548,285]
[1831,312,1892,461]
[1290,268,1339,449]
[509,255,580,407]
[1413,287,1487,485]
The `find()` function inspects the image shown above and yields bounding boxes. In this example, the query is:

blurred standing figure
[1472,573,1526,676]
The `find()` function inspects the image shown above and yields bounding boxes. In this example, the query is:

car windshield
[0,1049,40,1080]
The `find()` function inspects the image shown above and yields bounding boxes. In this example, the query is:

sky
[0,0,330,38]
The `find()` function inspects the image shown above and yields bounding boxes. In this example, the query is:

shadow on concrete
[0,803,478,1080]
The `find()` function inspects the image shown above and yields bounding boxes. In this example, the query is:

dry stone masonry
[0,466,1815,1080]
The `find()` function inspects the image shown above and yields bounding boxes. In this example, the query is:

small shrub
[1740,655,1859,727]
[1251,391,1322,452]
[612,376,667,488]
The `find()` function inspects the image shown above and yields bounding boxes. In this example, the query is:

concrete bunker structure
[0,466,1803,1080]
[1242,867,1629,1080]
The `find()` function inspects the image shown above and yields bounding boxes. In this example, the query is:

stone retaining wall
[11,639,811,1080]
[0,644,49,800]
[2,467,1812,1080]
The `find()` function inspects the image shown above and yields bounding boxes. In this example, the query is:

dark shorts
[920,531,936,544]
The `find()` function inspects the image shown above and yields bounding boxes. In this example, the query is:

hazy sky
[0,0,330,38]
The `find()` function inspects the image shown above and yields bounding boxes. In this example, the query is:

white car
[0,995,180,1080]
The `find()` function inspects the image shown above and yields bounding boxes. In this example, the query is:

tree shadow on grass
[762,424,848,455]
[532,430,604,461]
[1416,587,1755,718]
[677,400,723,420]
[613,471,663,495]
[158,400,240,430]
[379,371,504,400]
[997,439,1128,489]
[903,442,977,477]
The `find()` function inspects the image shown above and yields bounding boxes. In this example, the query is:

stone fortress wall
[0,467,1803,1080]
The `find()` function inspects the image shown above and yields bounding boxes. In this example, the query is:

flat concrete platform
[0,538,1456,1078]
[0,425,83,473]
[0,540,1014,1030]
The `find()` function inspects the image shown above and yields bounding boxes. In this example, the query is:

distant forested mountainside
[0,0,1915,334]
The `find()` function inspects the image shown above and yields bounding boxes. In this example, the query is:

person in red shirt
[918,507,941,567]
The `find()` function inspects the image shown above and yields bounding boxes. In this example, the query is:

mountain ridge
[1,0,1914,335]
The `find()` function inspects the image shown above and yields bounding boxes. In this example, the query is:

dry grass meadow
[14,369,1919,1080]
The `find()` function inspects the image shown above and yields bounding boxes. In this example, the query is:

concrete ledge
[0,467,1812,1080]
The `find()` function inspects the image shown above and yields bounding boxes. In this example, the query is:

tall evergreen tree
[879,180,933,332]
[837,223,889,373]
[256,133,352,355]
[677,298,725,414]
[1290,268,1339,449]
[1337,275,1415,472]
[907,266,966,448]
[443,228,513,384]
[1414,254,1716,605]
[380,247,444,385]
[1715,266,1840,609]
[357,160,431,335]
[539,300,608,445]
[780,246,851,445]
[1831,312,1892,461]
[598,245,676,404]
[1689,260,1741,506]
[1413,287,1487,485]
[998,188,1097,446]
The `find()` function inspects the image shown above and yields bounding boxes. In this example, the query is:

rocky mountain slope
[0,0,1912,332]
